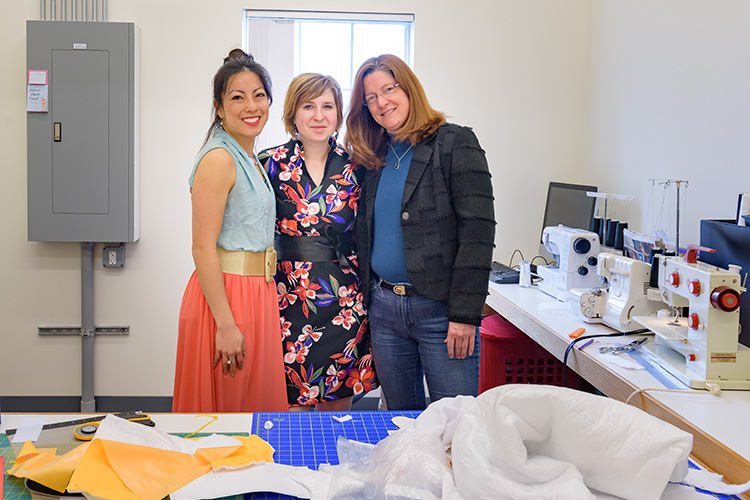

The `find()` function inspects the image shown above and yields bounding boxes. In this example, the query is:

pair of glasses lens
[363,83,400,106]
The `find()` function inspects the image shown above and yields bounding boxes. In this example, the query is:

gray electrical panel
[27,21,139,242]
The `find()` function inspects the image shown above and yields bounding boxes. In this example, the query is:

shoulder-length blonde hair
[282,73,343,138]
[345,54,445,169]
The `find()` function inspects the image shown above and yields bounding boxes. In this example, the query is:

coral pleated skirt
[173,271,288,412]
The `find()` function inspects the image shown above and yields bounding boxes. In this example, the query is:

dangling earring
[293,124,299,138]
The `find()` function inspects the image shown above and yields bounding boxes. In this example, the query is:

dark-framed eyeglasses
[363,83,400,107]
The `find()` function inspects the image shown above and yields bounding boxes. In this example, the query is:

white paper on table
[11,417,45,443]
[170,462,331,500]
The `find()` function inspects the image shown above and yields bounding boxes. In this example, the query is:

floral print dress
[259,138,377,406]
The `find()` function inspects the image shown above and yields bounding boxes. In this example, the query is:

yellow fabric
[68,435,275,500]
[205,435,274,470]
[67,439,141,500]
[26,443,90,492]
[7,441,63,478]
[8,432,275,500]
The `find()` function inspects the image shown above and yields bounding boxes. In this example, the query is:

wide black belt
[275,232,353,269]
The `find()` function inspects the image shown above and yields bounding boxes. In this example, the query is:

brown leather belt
[217,246,276,282]
[379,280,415,296]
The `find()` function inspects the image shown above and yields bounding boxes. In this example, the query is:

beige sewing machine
[570,252,663,332]
[633,245,750,390]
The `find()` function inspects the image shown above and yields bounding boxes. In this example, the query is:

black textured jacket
[357,123,496,326]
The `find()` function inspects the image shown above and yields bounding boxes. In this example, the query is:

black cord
[562,328,651,387]
[531,255,550,266]
[509,249,525,268]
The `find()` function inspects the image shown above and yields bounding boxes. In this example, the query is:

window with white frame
[243,10,414,150]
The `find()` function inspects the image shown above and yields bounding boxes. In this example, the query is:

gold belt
[216,246,276,282]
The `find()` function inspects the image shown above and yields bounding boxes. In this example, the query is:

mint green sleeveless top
[189,129,275,252]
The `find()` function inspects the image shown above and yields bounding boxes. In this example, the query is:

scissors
[599,337,647,355]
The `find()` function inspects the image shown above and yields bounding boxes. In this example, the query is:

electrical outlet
[103,244,125,268]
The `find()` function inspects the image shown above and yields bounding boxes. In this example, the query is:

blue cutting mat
[250,410,419,469]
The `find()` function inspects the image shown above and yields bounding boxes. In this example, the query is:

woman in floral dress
[259,73,377,410]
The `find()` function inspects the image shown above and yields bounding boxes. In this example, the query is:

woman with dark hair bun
[259,73,377,411]
[346,54,495,411]
[173,49,287,412]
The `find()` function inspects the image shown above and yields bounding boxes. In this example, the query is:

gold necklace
[389,143,413,170]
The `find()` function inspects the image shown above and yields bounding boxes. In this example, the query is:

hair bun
[224,48,254,64]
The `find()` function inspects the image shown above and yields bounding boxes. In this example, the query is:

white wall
[12,0,724,401]
[586,1,750,247]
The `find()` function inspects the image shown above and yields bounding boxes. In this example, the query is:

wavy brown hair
[345,54,445,169]
[282,73,344,137]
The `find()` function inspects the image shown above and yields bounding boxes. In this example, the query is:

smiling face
[216,70,269,153]
[294,90,338,146]
[363,69,410,134]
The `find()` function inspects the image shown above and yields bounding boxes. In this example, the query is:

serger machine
[570,253,663,332]
[634,245,750,389]
[538,226,602,301]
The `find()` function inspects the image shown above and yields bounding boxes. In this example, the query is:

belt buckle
[264,246,277,282]
[392,284,407,296]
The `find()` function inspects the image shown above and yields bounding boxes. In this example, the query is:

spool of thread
[590,217,602,235]
[598,218,609,244]
[614,221,628,250]
[605,219,617,247]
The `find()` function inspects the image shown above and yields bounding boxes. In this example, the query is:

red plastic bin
[479,314,578,393]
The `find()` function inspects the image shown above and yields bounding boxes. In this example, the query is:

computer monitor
[541,182,598,239]
[539,182,598,262]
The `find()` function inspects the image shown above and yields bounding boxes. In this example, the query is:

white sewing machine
[633,245,750,390]
[537,226,602,301]
[570,252,663,332]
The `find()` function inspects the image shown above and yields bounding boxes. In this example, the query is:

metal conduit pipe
[50,0,55,21]
[40,0,46,20]
[61,0,66,21]
[82,0,87,21]
[81,242,96,412]
[92,0,97,22]
[103,0,108,22]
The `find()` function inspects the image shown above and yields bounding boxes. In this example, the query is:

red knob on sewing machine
[688,313,700,330]
[667,271,681,287]
[687,279,701,296]
[711,286,741,312]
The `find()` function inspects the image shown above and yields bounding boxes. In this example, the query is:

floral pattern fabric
[259,138,377,406]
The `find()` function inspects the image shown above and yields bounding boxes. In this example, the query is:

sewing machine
[570,252,664,332]
[633,245,750,390]
[537,226,602,301]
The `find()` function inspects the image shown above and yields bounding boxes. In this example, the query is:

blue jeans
[368,278,479,410]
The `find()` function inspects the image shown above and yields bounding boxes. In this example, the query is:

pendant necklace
[389,142,413,170]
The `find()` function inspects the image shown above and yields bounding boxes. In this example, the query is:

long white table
[486,282,750,490]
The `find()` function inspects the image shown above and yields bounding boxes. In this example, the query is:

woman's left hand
[445,321,476,359]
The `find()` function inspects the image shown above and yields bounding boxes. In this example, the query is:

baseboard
[0,396,173,413]
[1,394,384,413]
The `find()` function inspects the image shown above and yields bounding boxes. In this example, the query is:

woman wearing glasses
[259,73,376,410]
[346,54,496,410]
